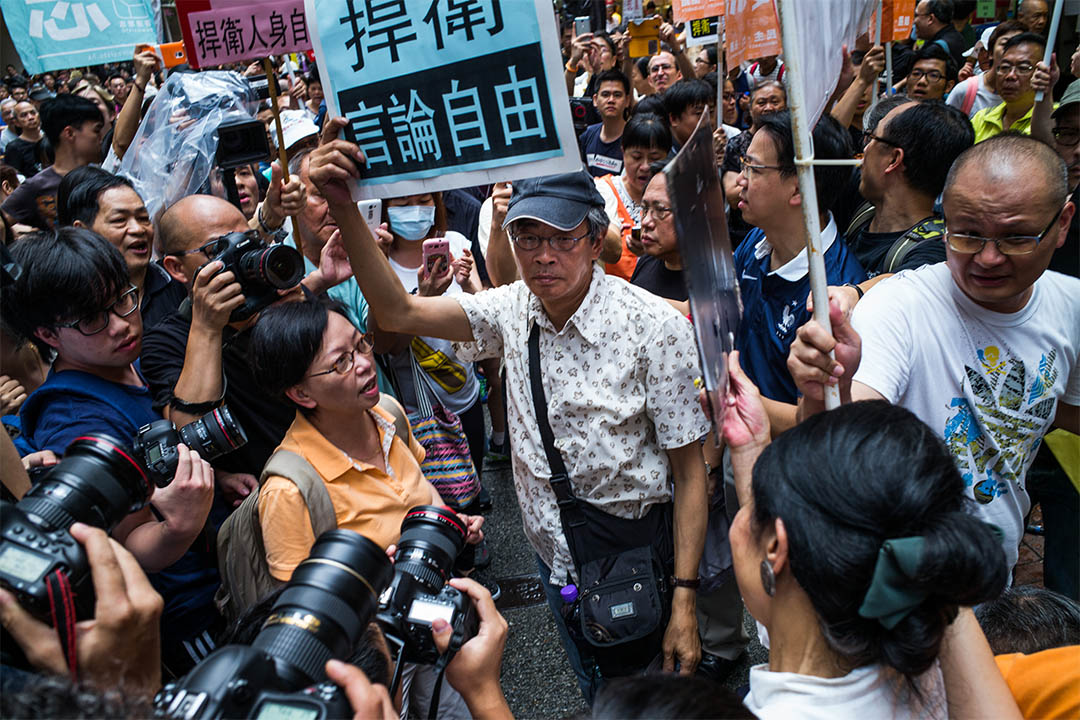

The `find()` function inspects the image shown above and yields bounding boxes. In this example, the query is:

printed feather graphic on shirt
[945,346,1059,505]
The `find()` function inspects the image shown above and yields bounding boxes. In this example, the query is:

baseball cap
[274,109,319,155]
[503,169,606,231]
[28,83,55,102]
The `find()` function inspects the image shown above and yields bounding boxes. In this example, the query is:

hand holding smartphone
[422,238,451,275]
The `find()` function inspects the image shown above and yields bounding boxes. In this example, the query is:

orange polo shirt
[995,646,1080,719]
[259,405,434,581]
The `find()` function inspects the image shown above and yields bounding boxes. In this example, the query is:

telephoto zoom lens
[178,405,248,461]
[238,244,304,289]
[393,506,467,594]
[16,435,154,533]
[252,530,394,687]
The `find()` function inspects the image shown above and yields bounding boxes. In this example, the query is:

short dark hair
[248,297,353,415]
[105,73,125,86]
[755,110,854,216]
[591,69,630,96]
[911,43,959,82]
[592,675,755,719]
[56,166,138,227]
[631,94,667,120]
[702,45,718,67]
[987,19,1028,56]
[975,586,1080,655]
[1001,31,1047,55]
[2,227,131,357]
[39,94,103,146]
[924,0,954,24]
[751,401,1007,681]
[663,78,713,120]
[883,101,973,196]
[622,112,672,152]
[592,32,616,55]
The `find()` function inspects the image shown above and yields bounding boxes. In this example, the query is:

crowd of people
[1,0,1079,717]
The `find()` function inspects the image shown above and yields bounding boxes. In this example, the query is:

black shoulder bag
[528,323,674,677]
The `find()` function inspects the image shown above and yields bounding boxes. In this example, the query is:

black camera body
[202,231,304,322]
[132,405,247,487]
[155,644,352,720]
[0,435,154,622]
[376,506,478,665]
[156,530,393,720]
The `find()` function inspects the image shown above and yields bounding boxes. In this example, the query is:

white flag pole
[885,41,893,93]
[870,0,882,111]
[1035,0,1063,103]
[776,0,840,410]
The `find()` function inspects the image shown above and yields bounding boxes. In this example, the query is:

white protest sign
[305,0,581,199]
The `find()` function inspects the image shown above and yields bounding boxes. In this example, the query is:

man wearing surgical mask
[380,192,493,520]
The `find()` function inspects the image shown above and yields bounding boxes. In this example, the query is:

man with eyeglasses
[970,32,1047,143]
[647,51,683,95]
[143,195,336,505]
[788,134,1079,580]
[732,110,865,429]
[6,226,219,675]
[310,120,710,702]
[844,100,973,277]
[904,44,957,101]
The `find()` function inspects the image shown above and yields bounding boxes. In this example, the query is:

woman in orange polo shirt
[248,297,483,582]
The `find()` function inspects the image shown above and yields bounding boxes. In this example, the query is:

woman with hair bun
[719,351,1020,719]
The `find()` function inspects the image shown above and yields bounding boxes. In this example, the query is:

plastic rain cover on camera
[119,70,258,225]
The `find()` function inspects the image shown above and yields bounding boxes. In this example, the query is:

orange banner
[726,0,782,68]
[672,0,725,24]
[877,0,917,42]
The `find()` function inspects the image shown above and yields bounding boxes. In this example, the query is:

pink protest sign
[178,0,311,68]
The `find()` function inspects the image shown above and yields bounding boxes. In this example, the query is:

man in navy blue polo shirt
[731,111,866,430]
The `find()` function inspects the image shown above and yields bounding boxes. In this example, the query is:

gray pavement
[470,447,767,719]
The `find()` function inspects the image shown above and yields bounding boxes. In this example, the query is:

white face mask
[387,205,436,241]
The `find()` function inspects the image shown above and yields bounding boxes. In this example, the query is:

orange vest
[601,174,640,281]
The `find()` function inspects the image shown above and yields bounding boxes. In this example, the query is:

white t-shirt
[851,264,1080,572]
[744,662,946,719]
[945,74,1001,118]
[387,230,480,415]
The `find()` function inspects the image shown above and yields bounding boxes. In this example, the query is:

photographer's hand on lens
[191,261,245,332]
[418,256,453,297]
[20,449,59,472]
[0,523,164,697]
[146,444,214,542]
[217,469,258,508]
[324,659,398,720]
[0,375,28,415]
[787,300,862,408]
[455,513,484,545]
[309,117,365,208]
[431,577,511,720]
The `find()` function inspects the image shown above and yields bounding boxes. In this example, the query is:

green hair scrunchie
[857,536,928,630]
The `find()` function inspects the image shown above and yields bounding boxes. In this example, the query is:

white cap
[274,109,319,152]
[965,26,995,57]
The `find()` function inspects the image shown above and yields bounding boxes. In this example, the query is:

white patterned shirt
[454,268,710,583]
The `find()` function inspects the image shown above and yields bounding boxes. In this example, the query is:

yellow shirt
[970,101,1053,143]
[259,404,433,581]
[995,646,1080,719]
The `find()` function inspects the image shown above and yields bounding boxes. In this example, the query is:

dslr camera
[377,506,478,666]
[200,230,304,322]
[133,405,247,487]
[0,434,157,624]
[156,530,394,720]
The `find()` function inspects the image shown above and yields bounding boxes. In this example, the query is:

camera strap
[527,323,588,571]
[45,569,79,681]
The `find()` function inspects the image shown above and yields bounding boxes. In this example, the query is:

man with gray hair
[309,117,710,703]
[789,134,1080,580]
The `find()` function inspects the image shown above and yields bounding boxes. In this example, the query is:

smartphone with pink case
[422,237,450,274]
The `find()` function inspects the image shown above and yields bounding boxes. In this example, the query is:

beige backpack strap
[378,392,411,443]
[260,449,337,537]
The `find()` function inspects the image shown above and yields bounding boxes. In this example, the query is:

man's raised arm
[307,117,475,343]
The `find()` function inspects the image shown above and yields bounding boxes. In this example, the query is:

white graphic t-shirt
[852,263,1080,572]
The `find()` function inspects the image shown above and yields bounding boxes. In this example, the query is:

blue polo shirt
[733,214,867,404]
